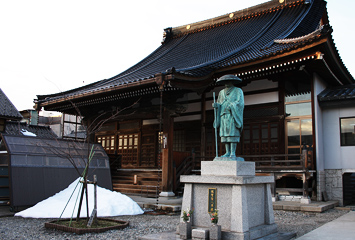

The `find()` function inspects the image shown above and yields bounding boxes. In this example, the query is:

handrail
[192,151,313,172]
[174,152,195,192]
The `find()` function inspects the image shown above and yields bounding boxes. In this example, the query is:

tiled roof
[0,88,22,120]
[4,122,58,138]
[37,0,330,105]
[318,84,355,103]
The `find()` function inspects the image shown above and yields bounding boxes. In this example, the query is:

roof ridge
[177,8,285,73]
[169,0,306,38]
[274,24,328,44]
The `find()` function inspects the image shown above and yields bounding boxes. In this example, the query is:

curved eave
[36,78,159,111]
[322,36,354,85]
[213,33,353,86]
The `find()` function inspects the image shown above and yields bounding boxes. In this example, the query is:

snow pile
[15,178,144,218]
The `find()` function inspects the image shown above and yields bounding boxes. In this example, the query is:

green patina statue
[212,74,244,161]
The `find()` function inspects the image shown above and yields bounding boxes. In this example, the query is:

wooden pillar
[278,79,286,154]
[160,108,175,196]
[302,173,307,198]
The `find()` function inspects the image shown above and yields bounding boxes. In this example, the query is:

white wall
[313,73,327,171]
[323,106,355,169]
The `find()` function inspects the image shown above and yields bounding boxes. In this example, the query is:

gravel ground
[0,209,350,240]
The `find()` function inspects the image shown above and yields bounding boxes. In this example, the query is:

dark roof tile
[318,84,355,107]
[38,0,330,105]
[0,88,22,120]
[4,122,58,138]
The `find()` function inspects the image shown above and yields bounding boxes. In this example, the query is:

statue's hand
[212,103,219,108]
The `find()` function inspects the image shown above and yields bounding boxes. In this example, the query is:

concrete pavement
[296,211,355,240]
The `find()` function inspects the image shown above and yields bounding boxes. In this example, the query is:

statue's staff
[213,92,218,157]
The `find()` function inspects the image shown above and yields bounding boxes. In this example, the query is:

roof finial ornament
[161,27,172,44]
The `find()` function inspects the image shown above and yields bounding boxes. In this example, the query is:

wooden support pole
[161,108,174,195]
[303,173,307,198]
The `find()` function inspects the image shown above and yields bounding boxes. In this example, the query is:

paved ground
[2,197,354,240]
[129,195,340,213]
[296,210,355,240]
[0,196,342,217]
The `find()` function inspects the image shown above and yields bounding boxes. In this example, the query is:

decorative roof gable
[0,88,22,120]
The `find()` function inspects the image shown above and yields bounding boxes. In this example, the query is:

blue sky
[1,0,354,111]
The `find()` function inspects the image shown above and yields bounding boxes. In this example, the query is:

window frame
[340,117,355,146]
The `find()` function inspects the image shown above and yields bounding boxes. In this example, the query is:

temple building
[35,0,355,205]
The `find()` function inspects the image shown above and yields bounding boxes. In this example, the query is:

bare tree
[36,97,140,225]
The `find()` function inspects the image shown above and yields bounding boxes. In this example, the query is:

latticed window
[97,135,115,154]
[242,123,279,155]
[141,133,157,167]
[285,91,312,155]
[118,134,139,166]
[173,130,186,152]
[62,114,85,140]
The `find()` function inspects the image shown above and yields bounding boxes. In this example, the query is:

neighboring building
[20,110,86,140]
[0,88,23,132]
[0,88,23,204]
[38,113,62,137]
[20,109,39,125]
[318,84,355,205]
[0,89,111,208]
[35,0,355,205]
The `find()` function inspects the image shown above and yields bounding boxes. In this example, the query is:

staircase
[112,169,161,197]
[174,153,201,196]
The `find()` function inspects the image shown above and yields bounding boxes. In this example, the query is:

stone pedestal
[179,222,191,239]
[180,161,277,240]
[210,224,222,240]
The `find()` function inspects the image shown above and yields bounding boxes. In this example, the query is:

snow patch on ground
[15,178,144,218]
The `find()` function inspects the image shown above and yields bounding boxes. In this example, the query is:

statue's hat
[216,74,242,84]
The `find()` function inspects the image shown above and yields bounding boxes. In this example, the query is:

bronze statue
[212,75,244,160]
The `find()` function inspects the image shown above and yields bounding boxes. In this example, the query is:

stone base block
[300,197,311,204]
[179,222,191,239]
[209,224,222,240]
[221,223,278,240]
[159,191,175,197]
[192,228,209,240]
[201,161,255,176]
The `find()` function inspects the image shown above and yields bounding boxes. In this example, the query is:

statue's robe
[214,87,244,143]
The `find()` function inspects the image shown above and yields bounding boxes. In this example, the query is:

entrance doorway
[343,173,355,206]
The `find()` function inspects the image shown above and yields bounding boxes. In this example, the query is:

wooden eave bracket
[165,72,215,93]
